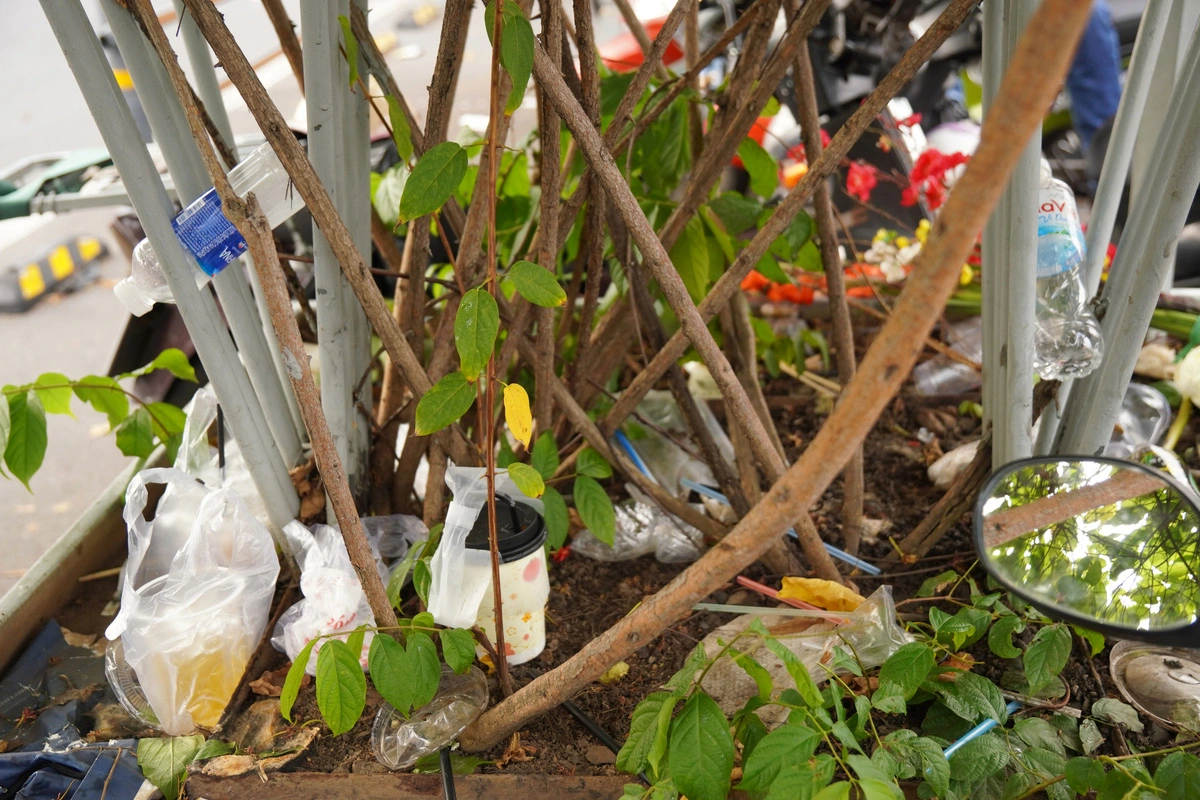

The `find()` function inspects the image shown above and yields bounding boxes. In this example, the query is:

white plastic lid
[113,277,156,317]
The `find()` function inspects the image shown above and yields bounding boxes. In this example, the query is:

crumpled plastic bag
[426,467,539,629]
[174,386,271,535]
[571,484,704,563]
[699,586,911,728]
[623,390,733,497]
[272,514,425,675]
[105,468,280,735]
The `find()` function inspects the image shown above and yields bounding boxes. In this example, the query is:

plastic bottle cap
[113,278,155,317]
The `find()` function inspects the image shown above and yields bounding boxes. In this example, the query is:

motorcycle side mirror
[975,457,1200,647]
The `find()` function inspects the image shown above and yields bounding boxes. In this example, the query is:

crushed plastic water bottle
[113,143,304,316]
[1034,167,1104,380]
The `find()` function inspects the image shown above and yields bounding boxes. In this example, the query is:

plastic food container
[466,494,549,666]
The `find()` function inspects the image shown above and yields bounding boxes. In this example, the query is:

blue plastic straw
[942,701,1022,758]
[613,429,658,484]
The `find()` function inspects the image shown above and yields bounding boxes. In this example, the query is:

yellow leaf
[599,661,629,685]
[778,577,866,612]
[503,383,533,449]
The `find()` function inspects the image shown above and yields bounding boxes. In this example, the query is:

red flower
[925,180,946,210]
[741,270,772,292]
[552,546,571,563]
[845,161,878,203]
[897,113,923,128]
[900,185,920,207]
[905,149,968,210]
[765,283,814,305]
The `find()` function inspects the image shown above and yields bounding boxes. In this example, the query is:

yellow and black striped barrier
[0,236,108,313]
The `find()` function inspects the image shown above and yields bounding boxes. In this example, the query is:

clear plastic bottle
[113,142,304,316]
[1034,166,1104,380]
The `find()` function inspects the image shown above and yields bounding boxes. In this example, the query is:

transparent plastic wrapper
[912,317,982,396]
[426,467,540,629]
[362,514,424,564]
[274,521,382,675]
[1105,383,1173,458]
[372,665,489,770]
[571,485,704,563]
[700,587,910,727]
[104,468,280,735]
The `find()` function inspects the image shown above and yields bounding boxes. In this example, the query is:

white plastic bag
[426,467,537,629]
[273,521,378,675]
[174,386,271,533]
[105,468,280,735]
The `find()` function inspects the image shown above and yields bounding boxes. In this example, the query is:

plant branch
[459,0,1091,749]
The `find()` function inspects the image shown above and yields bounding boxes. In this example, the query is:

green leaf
[440,628,477,674]
[1079,718,1103,753]
[386,541,425,610]
[33,373,73,416]
[507,461,545,498]
[1155,752,1200,797]
[542,486,569,551]
[147,348,198,382]
[1073,626,1105,657]
[708,193,763,234]
[1023,624,1071,693]
[909,737,950,797]
[574,475,615,545]
[531,432,559,480]
[946,732,1008,783]
[115,406,155,458]
[455,288,500,381]
[617,691,676,775]
[736,712,768,763]
[738,723,820,793]
[400,142,468,222]
[281,638,316,722]
[369,634,416,716]
[0,390,8,476]
[346,627,367,662]
[754,252,792,285]
[730,648,773,701]
[666,644,708,692]
[413,559,432,604]
[316,639,367,735]
[337,15,359,87]
[373,164,408,227]
[814,782,852,800]
[784,211,814,256]
[415,372,475,435]
[576,447,613,479]
[763,636,822,707]
[668,693,734,800]
[647,690,677,779]
[4,391,46,489]
[737,138,778,198]
[669,216,710,303]
[501,13,534,114]
[137,735,204,800]
[194,739,236,761]
[1091,698,1144,732]
[73,375,129,428]
[411,751,492,774]
[386,95,413,162]
[407,631,441,709]
[938,671,1007,723]
[509,260,567,306]
[1065,756,1107,794]
[146,402,186,441]
[916,570,959,598]
[794,239,823,271]
[988,614,1025,659]
[877,642,935,702]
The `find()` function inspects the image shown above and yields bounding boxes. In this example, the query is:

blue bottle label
[170,188,248,277]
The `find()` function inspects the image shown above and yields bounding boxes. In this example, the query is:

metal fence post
[982,0,1040,467]
[1056,21,1200,456]
[40,0,299,531]
[103,0,305,469]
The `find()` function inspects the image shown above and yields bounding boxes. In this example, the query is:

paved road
[0,0,623,597]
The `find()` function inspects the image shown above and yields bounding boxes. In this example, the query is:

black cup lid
[465,493,546,563]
